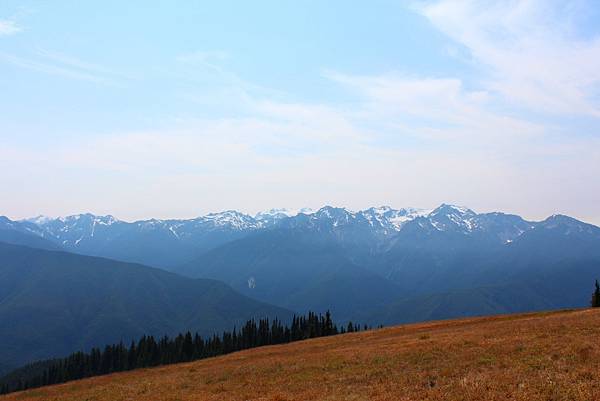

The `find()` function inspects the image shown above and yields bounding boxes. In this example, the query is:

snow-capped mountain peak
[429,204,475,217]
[315,206,355,218]
[94,215,118,226]
[255,208,293,219]
[54,213,118,225]
[22,215,54,225]
[427,204,478,232]
[359,206,430,231]
[202,210,259,230]
[254,208,314,221]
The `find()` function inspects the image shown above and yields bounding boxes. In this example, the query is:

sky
[1,0,599,224]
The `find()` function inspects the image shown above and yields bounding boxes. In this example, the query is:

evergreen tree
[592,280,600,307]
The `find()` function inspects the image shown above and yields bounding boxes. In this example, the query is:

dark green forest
[0,311,368,395]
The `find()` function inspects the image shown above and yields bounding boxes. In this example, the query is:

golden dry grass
[4,309,600,401]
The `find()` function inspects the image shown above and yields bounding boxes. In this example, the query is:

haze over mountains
[0,242,292,375]
[1,206,430,268]
[1,204,600,374]
[176,205,600,324]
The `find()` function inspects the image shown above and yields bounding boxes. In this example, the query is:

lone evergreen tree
[592,280,600,307]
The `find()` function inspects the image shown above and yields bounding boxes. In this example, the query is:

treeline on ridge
[0,311,370,395]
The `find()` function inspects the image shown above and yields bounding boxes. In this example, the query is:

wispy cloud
[0,49,129,85]
[0,19,22,36]
[417,0,600,118]
[325,71,544,145]
[167,49,294,121]
[35,49,133,80]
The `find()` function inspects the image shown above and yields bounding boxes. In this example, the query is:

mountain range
[174,205,600,323]
[2,203,600,374]
[0,206,429,268]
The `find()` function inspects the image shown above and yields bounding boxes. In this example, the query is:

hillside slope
[0,217,61,251]
[4,308,600,401]
[178,228,403,322]
[0,242,292,375]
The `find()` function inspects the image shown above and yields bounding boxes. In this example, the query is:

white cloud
[418,0,600,117]
[325,71,544,146]
[0,20,21,36]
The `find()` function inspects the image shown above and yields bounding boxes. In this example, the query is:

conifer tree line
[0,311,371,395]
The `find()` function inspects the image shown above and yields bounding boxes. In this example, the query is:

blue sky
[1,0,599,223]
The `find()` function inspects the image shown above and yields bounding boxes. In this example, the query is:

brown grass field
[3,308,600,401]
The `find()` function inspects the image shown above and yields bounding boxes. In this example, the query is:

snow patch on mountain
[23,215,53,225]
[427,204,478,232]
[361,206,431,231]
[203,211,260,230]
[255,208,314,220]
